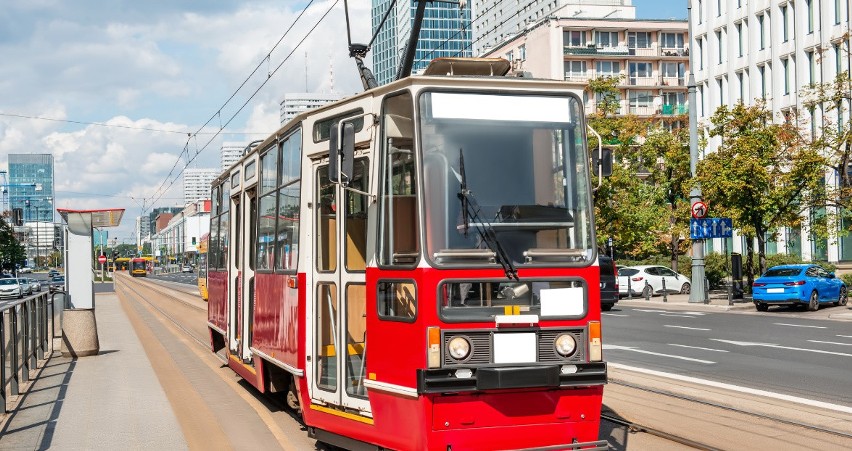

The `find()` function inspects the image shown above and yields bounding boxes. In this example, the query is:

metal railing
[1,291,59,413]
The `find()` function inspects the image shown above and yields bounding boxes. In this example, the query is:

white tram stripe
[609,363,852,415]
[774,323,827,329]
[668,343,729,353]
[664,325,711,331]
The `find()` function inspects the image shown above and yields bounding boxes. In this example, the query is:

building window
[758,14,765,50]
[737,71,744,101]
[699,84,705,115]
[596,61,620,77]
[628,90,654,111]
[699,38,704,70]
[781,5,789,42]
[759,64,767,98]
[716,30,723,64]
[782,58,790,95]
[736,23,743,57]
[628,61,652,84]
[835,43,843,75]
[660,32,685,49]
[698,0,703,24]
[627,32,651,48]
[596,31,619,48]
[806,50,815,85]
[518,44,526,60]
[565,30,586,47]
[807,0,814,33]
[836,0,842,25]
[717,0,722,16]
[564,60,587,79]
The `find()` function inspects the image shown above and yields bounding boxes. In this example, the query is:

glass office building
[371,0,472,86]
[8,154,55,223]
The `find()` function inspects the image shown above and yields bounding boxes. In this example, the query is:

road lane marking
[808,340,852,346]
[609,363,852,414]
[660,314,698,318]
[678,312,707,316]
[604,344,715,364]
[711,339,852,357]
[669,343,729,352]
[838,335,852,339]
[633,309,669,313]
[664,325,711,331]
[774,323,827,329]
[602,313,628,317]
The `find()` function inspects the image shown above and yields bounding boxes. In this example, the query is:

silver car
[16,278,33,296]
[25,278,42,292]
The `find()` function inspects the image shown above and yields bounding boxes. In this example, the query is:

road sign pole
[687,3,707,304]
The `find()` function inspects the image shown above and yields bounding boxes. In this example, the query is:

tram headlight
[554,333,577,357]
[447,336,471,360]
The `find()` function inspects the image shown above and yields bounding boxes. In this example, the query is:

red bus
[207,58,607,450]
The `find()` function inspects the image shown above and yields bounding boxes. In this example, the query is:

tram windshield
[420,91,595,268]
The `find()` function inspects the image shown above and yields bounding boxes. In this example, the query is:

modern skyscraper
[183,168,218,205]
[371,0,473,86]
[7,154,54,223]
[472,1,637,55]
[280,93,341,125]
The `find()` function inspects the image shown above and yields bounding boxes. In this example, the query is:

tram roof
[215,61,578,184]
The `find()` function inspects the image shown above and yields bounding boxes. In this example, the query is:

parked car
[599,256,618,311]
[18,267,33,274]
[0,278,23,299]
[49,276,65,293]
[16,278,32,296]
[752,264,847,312]
[618,265,690,298]
[48,269,60,278]
[181,264,193,273]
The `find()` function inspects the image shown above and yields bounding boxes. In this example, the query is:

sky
[0,0,687,243]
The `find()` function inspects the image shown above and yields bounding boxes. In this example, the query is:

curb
[616,299,755,311]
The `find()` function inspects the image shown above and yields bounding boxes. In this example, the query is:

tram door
[238,190,256,362]
[311,158,371,415]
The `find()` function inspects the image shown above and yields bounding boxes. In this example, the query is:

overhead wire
[145,0,342,210]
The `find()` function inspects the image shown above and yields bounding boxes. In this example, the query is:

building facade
[7,154,54,223]
[371,0,473,86]
[279,93,341,125]
[221,142,245,172]
[183,168,218,206]
[484,16,689,121]
[473,0,637,55]
[149,200,210,265]
[692,0,851,263]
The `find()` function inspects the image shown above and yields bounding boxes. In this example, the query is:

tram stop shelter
[57,208,125,357]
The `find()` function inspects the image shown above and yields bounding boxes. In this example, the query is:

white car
[25,278,42,292]
[181,265,193,273]
[0,278,23,299]
[618,265,690,298]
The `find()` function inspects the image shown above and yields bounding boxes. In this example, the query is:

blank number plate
[767,288,784,293]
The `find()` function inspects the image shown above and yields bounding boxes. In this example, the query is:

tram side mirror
[329,120,340,183]
[340,122,355,187]
[591,148,613,177]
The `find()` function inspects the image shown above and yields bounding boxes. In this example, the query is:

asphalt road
[151,270,198,286]
[602,305,852,408]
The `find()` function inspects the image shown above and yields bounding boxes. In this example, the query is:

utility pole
[687,0,706,303]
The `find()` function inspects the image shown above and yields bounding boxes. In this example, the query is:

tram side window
[276,130,302,272]
[219,211,230,269]
[345,159,369,272]
[210,215,220,270]
[377,281,417,321]
[256,193,276,270]
[378,91,420,267]
[317,166,336,272]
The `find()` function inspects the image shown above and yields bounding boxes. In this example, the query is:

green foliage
[0,217,26,272]
[841,273,852,288]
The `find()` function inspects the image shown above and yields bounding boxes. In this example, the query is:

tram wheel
[286,380,301,413]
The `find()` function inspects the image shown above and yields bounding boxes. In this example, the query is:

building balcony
[564,45,630,56]
[661,104,689,115]
[629,76,658,86]
[629,106,657,115]
[661,76,686,86]
[661,47,689,57]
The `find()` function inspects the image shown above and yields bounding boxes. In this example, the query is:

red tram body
[207,59,607,450]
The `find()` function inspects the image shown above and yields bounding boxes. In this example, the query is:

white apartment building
[221,142,245,172]
[150,200,210,264]
[183,168,218,206]
[279,93,341,125]
[692,0,851,263]
[484,16,689,120]
[473,0,637,55]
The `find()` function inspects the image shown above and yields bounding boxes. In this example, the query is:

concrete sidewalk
[0,293,188,450]
[616,290,852,320]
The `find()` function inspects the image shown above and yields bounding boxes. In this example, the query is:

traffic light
[12,208,23,226]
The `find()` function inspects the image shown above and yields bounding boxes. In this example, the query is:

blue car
[752,264,847,312]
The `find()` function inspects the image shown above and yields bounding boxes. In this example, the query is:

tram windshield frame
[418,90,596,269]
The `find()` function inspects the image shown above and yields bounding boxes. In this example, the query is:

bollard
[662,278,668,303]
[627,278,632,300]
[727,279,733,306]
[644,281,651,300]
[704,278,710,304]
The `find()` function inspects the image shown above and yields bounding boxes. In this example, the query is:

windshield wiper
[456,148,519,281]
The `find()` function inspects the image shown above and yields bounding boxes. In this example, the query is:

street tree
[697,101,825,284]
[0,217,26,273]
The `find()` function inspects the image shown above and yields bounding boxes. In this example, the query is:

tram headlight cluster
[554,333,577,357]
[447,336,471,360]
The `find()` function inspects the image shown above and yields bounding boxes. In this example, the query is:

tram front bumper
[417,362,606,393]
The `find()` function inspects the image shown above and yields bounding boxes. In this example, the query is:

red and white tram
[207,58,607,450]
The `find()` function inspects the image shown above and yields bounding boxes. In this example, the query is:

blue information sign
[690,217,733,239]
